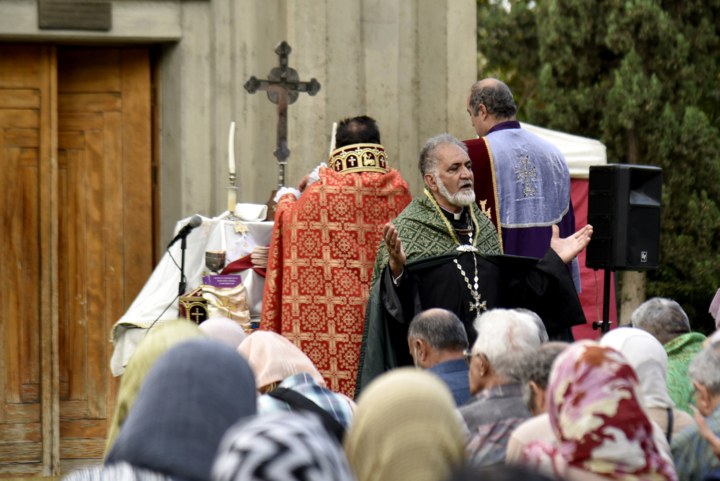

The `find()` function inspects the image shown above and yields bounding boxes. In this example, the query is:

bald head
[468,78,517,119]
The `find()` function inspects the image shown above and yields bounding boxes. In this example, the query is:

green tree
[478,0,720,332]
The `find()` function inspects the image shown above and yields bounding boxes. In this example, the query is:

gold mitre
[328,143,389,174]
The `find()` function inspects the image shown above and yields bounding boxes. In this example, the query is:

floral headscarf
[523,341,677,481]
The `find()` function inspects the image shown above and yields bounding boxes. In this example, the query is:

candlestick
[228,121,236,175]
[227,186,237,213]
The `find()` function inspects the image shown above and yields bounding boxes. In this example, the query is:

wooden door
[0,45,57,476]
[0,45,153,475]
[56,48,153,470]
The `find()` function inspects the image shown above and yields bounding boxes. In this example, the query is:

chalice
[205,251,226,274]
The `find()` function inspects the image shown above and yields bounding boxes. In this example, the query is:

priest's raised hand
[382,222,406,278]
[550,224,593,264]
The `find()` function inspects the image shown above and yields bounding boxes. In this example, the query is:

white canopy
[520,122,607,179]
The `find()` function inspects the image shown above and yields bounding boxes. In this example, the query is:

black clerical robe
[355,190,585,397]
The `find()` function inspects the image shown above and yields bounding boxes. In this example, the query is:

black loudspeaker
[586,164,662,271]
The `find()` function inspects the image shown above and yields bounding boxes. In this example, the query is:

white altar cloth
[110,213,274,376]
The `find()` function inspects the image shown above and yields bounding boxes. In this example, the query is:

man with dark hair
[296,116,382,192]
[261,116,412,398]
[463,78,581,295]
[407,308,471,406]
[334,115,380,147]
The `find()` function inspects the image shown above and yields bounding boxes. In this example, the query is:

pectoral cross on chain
[245,41,321,188]
[469,295,487,313]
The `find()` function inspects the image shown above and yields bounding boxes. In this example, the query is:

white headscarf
[199,317,247,349]
[600,327,675,409]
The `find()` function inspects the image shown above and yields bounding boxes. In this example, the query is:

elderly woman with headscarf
[65,339,257,481]
[601,327,695,442]
[522,341,678,481]
[212,411,357,481]
[104,320,204,457]
[238,331,355,439]
[344,368,465,481]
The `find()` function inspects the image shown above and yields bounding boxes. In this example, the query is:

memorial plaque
[38,0,112,31]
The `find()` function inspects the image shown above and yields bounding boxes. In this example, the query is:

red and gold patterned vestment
[260,144,412,397]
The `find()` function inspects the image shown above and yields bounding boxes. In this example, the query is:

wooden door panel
[0,89,40,109]
[57,47,152,468]
[4,128,40,148]
[0,44,152,474]
[58,93,121,112]
[0,45,54,475]
[57,50,122,93]
[0,46,42,89]
[5,404,41,423]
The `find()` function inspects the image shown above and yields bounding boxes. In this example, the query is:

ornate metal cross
[245,41,321,187]
[469,294,487,313]
[514,154,538,197]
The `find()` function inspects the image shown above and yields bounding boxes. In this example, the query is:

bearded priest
[260,116,412,398]
[356,133,592,396]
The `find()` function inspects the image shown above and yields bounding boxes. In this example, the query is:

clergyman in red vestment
[260,117,412,397]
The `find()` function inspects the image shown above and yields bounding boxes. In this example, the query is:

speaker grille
[585,164,662,271]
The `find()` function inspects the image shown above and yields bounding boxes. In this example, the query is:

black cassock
[356,208,585,396]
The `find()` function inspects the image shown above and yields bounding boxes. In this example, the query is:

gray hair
[472,309,541,381]
[514,309,549,344]
[418,133,469,177]
[688,343,720,395]
[408,309,468,352]
[630,297,691,345]
[469,79,517,119]
[518,342,569,413]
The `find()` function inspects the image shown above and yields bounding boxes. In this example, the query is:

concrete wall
[0,0,477,248]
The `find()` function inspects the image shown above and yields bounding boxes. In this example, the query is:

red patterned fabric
[523,342,677,481]
[260,166,412,397]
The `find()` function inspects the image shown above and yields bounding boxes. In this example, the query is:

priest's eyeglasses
[463,349,479,366]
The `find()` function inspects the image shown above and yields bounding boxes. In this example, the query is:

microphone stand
[178,234,188,297]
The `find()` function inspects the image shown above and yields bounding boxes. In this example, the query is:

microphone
[168,215,203,248]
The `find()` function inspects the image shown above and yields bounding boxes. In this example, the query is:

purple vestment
[486,121,581,292]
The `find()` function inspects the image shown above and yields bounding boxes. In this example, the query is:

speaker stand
[592,269,613,333]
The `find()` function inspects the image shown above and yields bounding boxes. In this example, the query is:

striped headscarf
[523,341,677,481]
[211,411,356,481]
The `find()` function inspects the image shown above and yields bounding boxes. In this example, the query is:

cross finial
[244,41,321,187]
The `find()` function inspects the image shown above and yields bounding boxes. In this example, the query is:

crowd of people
[65,79,720,480]
[64,297,720,481]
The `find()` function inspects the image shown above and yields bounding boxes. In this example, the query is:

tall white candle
[329,122,338,158]
[228,121,236,175]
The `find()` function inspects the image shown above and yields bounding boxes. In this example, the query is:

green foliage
[477,0,720,332]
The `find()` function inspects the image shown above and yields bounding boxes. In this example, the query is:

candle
[228,121,236,175]
[329,122,337,158]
